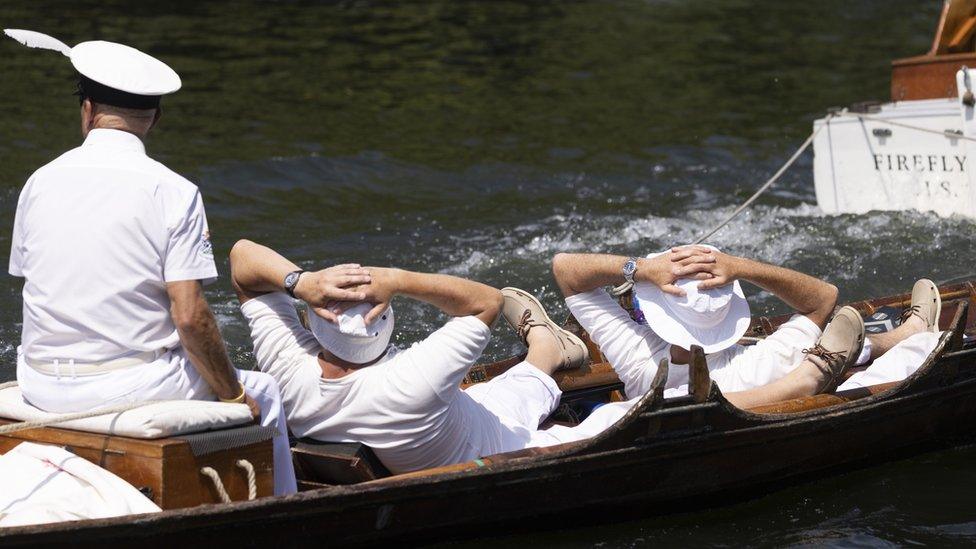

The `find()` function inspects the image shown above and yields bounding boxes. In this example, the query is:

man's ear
[80,98,95,137]
[150,107,162,131]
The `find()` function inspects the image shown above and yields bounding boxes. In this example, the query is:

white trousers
[531,331,943,448]
[838,331,942,391]
[463,361,562,455]
[16,347,297,496]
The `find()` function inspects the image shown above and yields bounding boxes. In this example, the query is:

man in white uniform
[229,239,588,474]
[5,31,371,494]
[519,247,942,447]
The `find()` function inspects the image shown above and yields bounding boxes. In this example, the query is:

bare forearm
[230,239,299,299]
[177,305,241,400]
[734,258,838,326]
[552,253,629,297]
[392,269,503,326]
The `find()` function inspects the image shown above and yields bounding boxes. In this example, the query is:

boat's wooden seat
[291,439,390,485]
[0,420,275,509]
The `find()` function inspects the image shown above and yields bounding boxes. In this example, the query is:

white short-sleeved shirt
[241,292,504,474]
[564,289,822,398]
[9,129,217,362]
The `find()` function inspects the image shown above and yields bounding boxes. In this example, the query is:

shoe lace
[801,343,849,392]
[801,343,847,369]
[900,304,923,323]
[515,310,545,345]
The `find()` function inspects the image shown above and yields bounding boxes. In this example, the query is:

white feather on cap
[4,29,181,96]
[3,29,71,56]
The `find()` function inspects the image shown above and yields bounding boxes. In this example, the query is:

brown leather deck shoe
[802,306,865,394]
[902,278,941,333]
[501,287,588,370]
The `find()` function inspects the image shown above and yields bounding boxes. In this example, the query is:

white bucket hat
[307,302,394,364]
[633,246,751,353]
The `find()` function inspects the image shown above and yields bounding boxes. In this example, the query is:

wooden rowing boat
[2,282,976,547]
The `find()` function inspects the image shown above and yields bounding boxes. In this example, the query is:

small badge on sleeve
[200,230,213,259]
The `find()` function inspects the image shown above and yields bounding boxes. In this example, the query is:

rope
[236,459,257,501]
[201,460,258,503]
[200,467,232,504]
[839,111,976,143]
[691,125,825,246]
[0,399,161,435]
[610,106,974,298]
[610,121,827,297]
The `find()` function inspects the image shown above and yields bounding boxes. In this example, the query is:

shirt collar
[82,128,147,154]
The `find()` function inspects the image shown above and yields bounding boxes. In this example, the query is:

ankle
[796,358,827,395]
[905,314,927,334]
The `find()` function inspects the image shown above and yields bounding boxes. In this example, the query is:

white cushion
[0,387,252,439]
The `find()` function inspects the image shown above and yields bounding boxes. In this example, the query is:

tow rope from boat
[0,381,161,436]
[611,118,830,296]
[840,111,976,143]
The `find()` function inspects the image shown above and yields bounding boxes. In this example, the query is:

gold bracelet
[219,384,247,404]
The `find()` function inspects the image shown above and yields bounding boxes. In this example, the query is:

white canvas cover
[0,441,161,527]
[0,386,252,439]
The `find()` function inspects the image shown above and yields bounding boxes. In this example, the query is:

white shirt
[9,129,217,362]
[241,293,500,474]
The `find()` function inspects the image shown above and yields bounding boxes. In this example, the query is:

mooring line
[691,123,825,246]
[610,120,827,296]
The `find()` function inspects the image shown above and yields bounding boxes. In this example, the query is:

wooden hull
[891,52,976,101]
[2,284,975,547]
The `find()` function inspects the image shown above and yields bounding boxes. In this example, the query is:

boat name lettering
[872,154,966,173]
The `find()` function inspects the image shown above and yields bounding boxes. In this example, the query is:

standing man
[5,31,362,495]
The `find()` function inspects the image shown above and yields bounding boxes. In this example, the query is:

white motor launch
[813,68,976,218]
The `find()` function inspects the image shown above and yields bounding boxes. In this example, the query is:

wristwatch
[622,257,639,284]
[284,270,305,298]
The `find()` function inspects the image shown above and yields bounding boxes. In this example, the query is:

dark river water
[3,0,976,545]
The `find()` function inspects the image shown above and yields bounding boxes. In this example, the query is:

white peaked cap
[3,29,180,98]
[307,303,395,365]
[633,245,751,353]
[72,41,181,96]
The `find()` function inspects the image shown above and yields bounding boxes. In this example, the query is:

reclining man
[230,239,941,471]
[517,246,941,447]
[229,239,590,474]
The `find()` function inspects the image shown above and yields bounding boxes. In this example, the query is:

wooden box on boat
[0,422,274,509]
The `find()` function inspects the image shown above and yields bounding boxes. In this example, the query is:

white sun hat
[633,246,751,353]
[4,29,181,108]
[307,302,395,365]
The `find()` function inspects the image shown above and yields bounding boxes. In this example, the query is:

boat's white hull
[813,72,976,218]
